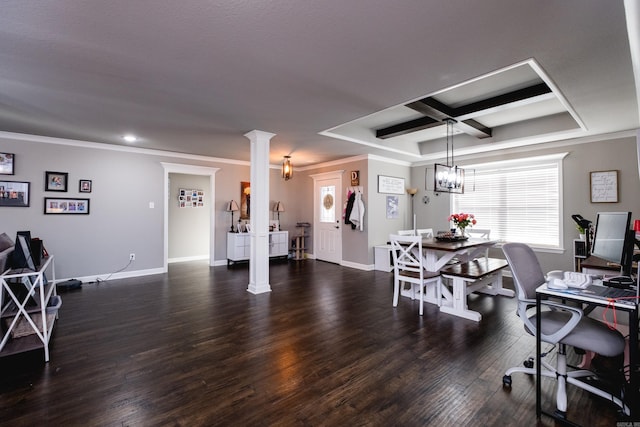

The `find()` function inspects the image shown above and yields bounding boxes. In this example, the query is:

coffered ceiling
[0,1,638,166]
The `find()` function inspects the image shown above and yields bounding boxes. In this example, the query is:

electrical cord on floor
[94,259,133,284]
[541,344,556,358]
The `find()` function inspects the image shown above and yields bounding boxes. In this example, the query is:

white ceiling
[0,1,638,167]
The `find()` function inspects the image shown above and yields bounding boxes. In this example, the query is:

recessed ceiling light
[123,134,137,143]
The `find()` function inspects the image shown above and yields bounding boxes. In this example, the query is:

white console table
[227,231,289,265]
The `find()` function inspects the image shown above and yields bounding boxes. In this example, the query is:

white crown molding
[0,130,250,166]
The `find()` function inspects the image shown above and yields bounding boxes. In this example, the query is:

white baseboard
[60,267,166,285]
[341,260,374,271]
[168,255,209,263]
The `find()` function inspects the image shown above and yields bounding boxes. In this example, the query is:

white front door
[313,174,342,264]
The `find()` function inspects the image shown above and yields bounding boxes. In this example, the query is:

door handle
[335,225,340,229]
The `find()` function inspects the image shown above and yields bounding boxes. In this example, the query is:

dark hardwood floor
[0,260,635,426]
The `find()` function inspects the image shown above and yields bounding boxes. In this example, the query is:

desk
[580,255,622,276]
[535,284,638,419]
[406,238,514,319]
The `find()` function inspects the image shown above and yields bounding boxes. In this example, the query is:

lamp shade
[406,188,418,196]
[226,200,239,212]
[274,201,285,212]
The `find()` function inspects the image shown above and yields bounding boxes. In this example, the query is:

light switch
[149,202,155,208]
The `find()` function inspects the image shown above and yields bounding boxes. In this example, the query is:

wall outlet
[129,253,135,261]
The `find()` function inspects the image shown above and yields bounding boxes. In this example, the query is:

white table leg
[439,276,482,322]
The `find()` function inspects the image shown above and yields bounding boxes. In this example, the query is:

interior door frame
[161,162,220,272]
[310,170,344,264]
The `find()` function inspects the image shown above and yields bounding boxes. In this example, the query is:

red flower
[449,212,476,229]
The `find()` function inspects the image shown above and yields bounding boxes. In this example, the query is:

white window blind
[452,156,563,249]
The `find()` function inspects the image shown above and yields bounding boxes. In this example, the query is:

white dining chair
[467,228,491,239]
[397,229,416,236]
[466,228,491,260]
[416,228,434,238]
[389,234,441,315]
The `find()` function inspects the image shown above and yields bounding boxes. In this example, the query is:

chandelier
[434,118,465,193]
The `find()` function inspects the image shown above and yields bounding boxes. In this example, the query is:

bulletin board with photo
[178,188,204,208]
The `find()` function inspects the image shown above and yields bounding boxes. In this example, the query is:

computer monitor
[590,211,634,285]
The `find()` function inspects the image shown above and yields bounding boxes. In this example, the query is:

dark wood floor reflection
[0,260,632,426]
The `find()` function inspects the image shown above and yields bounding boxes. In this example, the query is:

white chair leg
[392,277,400,307]
[556,351,568,414]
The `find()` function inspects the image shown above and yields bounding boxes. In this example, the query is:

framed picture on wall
[0,180,30,207]
[0,153,15,175]
[386,196,399,219]
[240,181,250,219]
[45,171,68,192]
[590,170,618,203]
[44,197,90,214]
[79,179,92,193]
[378,175,405,194]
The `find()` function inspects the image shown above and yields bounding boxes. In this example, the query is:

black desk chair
[501,242,629,418]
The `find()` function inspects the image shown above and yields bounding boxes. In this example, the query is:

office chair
[501,242,629,418]
[389,234,441,315]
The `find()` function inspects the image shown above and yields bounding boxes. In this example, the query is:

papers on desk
[563,272,592,289]
[547,272,592,290]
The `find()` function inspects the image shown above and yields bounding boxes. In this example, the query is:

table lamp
[274,201,285,221]
[226,200,240,232]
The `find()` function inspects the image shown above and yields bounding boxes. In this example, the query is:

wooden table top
[420,238,498,252]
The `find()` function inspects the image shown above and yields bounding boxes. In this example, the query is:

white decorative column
[244,130,275,294]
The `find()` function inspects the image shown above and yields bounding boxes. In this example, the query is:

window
[452,153,566,250]
[319,184,336,223]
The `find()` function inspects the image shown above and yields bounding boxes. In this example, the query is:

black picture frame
[45,171,69,192]
[79,179,92,193]
[0,153,15,175]
[44,197,90,215]
[0,180,30,207]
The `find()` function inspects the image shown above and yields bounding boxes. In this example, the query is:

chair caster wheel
[523,357,534,369]
[502,375,512,387]
[554,409,566,419]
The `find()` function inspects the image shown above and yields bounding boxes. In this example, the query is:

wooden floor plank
[0,260,634,425]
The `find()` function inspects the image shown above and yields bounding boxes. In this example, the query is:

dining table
[402,237,514,318]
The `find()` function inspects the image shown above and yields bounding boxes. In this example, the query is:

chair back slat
[390,234,424,277]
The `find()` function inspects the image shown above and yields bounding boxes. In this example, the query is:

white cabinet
[269,231,289,258]
[227,231,289,265]
[374,244,393,272]
[227,233,250,262]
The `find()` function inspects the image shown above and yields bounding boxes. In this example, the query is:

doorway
[311,171,343,264]
[161,163,219,272]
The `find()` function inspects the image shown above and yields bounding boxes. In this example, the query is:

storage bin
[5,295,62,338]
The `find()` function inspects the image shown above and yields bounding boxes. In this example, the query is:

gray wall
[0,138,165,279]
[367,159,412,262]
[1,133,636,280]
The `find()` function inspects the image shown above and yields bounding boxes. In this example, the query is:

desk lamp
[572,214,592,252]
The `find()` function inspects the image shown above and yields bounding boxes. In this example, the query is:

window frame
[451,153,567,253]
